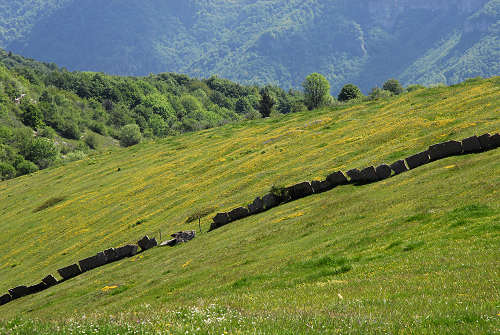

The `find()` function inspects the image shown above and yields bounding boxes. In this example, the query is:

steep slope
[1,0,498,92]
[0,77,499,333]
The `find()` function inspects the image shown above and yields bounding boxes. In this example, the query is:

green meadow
[0,77,499,334]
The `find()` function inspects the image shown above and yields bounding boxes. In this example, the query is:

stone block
[171,231,196,243]
[405,151,430,169]
[212,212,230,226]
[478,133,492,150]
[104,248,119,263]
[326,171,348,186]
[390,160,408,175]
[228,207,249,221]
[289,182,314,199]
[160,238,178,247]
[0,294,11,306]
[346,169,361,183]
[359,166,378,183]
[57,264,81,280]
[311,179,334,193]
[137,236,157,251]
[375,164,392,180]
[461,135,482,153]
[42,275,58,287]
[428,140,462,161]
[8,286,30,299]
[28,282,47,294]
[491,133,500,149]
[116,244,138,258]
[248,197,264,214]
[262,193,280,210]
[79,252,108,272]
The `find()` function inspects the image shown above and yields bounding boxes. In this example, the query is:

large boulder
[8,286,30,299]
[359,166,378,184]
[57,264,82,280]
[390,160,408,175]
[491,133,500,149]
[375,164,392,180]
[248,197,264,214]
[42,275,58,287]
[0,294,11,306]
[79,252,108,272]
[428,140,462,161]
[311,179,334,193]
[289,182,314,200]
[326,171,348,186]
[461,135,482,153]
[137,236,158,251]
[346,169,362,183]
[28,282,47,294]
[228,207,250,221]
[116,244,138,258]
[478,133,493,150]
[104,248,120,263]
[262,193,281,210]
[160,238,178,247]
[405,151,430,169]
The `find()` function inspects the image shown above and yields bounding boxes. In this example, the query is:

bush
[21,102,44,129]
[21,137,59,169]
[382,79,403,95]
[406,84,425,92]
[369,86,392,100]
[120,124,142,147]
[59,120,81,140]
[38,126,56,139]
[338,84,362,102]
[84,133,99,149]
[16,160,39,175]
[64,150,87,162]
[0,162,16,180]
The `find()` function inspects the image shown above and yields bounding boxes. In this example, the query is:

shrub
[64,150,87,162]
[338,84,362,102]
[0,162,16,180]
[16,160,39,175]
[21,102,44,129]
[120,124,142,147]
[84,133,99,149]
[369,86,392,100]
[38,126,56,139]
[59,120,81,140]
[406,84,425,92]
[382,79,403,95]
[21,137,59,169]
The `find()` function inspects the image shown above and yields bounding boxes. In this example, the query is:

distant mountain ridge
[0,0,498,92]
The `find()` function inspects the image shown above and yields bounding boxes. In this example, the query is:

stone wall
[209,132,500,231]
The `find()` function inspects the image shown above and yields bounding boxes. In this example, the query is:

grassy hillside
[0,77,499,334]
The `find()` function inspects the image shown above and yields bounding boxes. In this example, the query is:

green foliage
[16,159,38,175]
[84,133,99,149]
[338,84,362,102]
[21,137,58,169]
[258,89,276,117]
[303,73,331,110]
[21,101,43,128]
[383,79,404,95]
[406,84,426,92]
[369,86,392,100]
[0,162,16,180]
[120,124,141,147]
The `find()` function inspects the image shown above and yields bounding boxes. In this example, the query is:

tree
[338,84,362,102]
[303,73,331,110]
[21,102,44,129]
[21,137,59,169]
[235,97,253,115]
[383,79,403,95]
[258,89,276,117]
[0,162,16,181]
[120,124,142,147]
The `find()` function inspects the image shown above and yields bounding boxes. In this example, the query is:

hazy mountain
[1,0,498,92]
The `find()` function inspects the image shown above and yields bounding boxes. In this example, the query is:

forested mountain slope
[1,0,498,92]
[0,77,499,333]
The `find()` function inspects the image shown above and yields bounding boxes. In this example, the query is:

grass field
[0,77,499,334]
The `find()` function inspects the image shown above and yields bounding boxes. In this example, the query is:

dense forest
[1,0,498,92]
